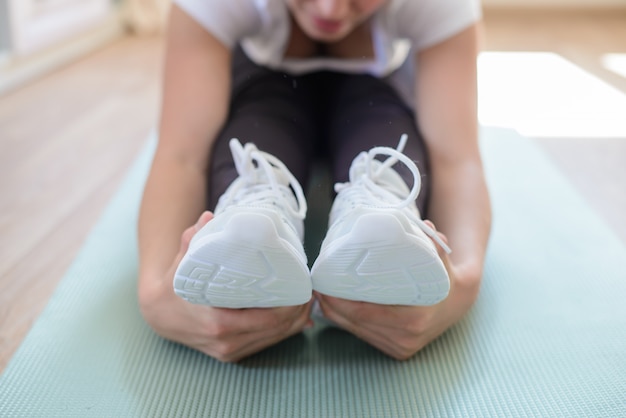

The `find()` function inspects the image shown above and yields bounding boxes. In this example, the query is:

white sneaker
[311,135,452,306]
[173,139,311,308]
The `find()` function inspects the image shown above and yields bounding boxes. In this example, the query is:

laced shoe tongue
[242,166,300,214]
[353,158,411,203]
[338,134,452,255]
[228,138,307,221]
[247,164,290,188]
[341,148,412,209]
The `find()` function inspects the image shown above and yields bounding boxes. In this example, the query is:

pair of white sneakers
[173,136,451,309]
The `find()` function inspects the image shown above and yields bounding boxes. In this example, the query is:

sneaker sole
[174,212,311,308]
[311,212,450,306]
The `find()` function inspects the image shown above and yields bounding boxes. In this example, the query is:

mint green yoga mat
[1,127,625,417]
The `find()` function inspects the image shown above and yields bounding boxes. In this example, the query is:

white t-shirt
[174,0,481,105]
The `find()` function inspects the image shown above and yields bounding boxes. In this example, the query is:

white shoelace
[217,138,307,221]
[335,134,452,254]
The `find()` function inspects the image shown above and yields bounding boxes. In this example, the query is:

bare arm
[316,23,491,360]
[138,5,231,288]
[137,7,313,362]
[417,22,491,285]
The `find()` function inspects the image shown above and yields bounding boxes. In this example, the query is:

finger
[210,301,313,336]
[316,297,407,359]
[177,212,215,258]
[195,211,214,231]
[235,309,311,361]
[207,303,313,362]
[423,219,449,245]
[180,225,197,250]
[423,220,451,261]
[321,297,433,360]
[423,219,436,230]
[184,211,215,246]
[316,296,374,334]
[316,295,359,332]
[316,294,419,328]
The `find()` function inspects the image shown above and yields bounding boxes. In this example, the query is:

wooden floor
[1,9,625,373]
[0,36,164,372]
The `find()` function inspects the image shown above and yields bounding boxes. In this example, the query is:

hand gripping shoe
[174,139,311,308]
[311,135,452,306]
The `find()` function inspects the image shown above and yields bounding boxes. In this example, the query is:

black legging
[208,47,431,215]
